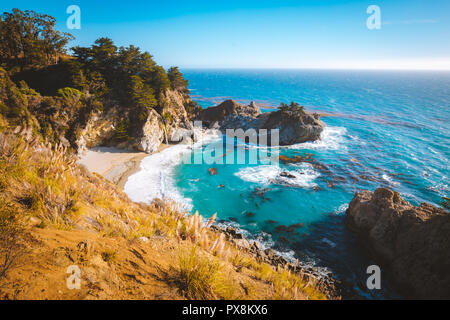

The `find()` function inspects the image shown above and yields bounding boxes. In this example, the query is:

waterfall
[160,114,169,145]
[162,124,169,145]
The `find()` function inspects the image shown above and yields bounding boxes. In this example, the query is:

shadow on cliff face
[265,213,404,300]
[347,188,450,299]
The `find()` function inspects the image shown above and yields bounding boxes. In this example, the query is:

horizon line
[177,66,450,72]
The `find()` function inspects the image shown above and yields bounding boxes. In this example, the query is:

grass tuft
[178,245,221,300]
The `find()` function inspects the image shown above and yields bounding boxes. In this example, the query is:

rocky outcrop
[346,188,450,299]
[260,108,324,145]
[76,108,118,152]
[159,89,194,143]
[197,100,324,145]
[210,224,340,299]
[75,89,194,154]
[135,108,164,153]
[75,107,165,154]
[208,168,218,175]
[199,100,261,124]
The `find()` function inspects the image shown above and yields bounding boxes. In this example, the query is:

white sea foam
[124,144,193,209]
[284,126,347,151]
[382,174,400,186]
[124,129,222,209]
[234,163,319,188]
[427,183,449,197]
[334,203,349,215]
[214,220,330,276]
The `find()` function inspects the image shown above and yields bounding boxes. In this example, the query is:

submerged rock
[280,171,296,179]
[197,99,324,145]
[226,226,244,239]
[346,187,450,299]
[278,155,305,164]
[208,167,218,175]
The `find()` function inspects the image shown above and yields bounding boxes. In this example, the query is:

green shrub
[18,81,40,96]
[163,112,173,123]
[57,87,84,100]
[115,119,130,141]
[0,102,8,116]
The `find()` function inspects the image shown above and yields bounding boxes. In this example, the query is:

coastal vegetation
[0,8,328,300]
[1,7,193,152]
[0,126,327,299]
[278,102,306,116]
[0,8,74,70]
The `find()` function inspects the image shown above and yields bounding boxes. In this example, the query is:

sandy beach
[78,144,170,189]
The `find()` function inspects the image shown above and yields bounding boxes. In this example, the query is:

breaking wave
[234,163,320,188]
[124,129,222,210]
[284,126,347,151]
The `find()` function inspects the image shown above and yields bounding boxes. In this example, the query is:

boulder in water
[280,171,296,179]
[208,168,218,175]
[197,99,324,145]
[346,187,450,299]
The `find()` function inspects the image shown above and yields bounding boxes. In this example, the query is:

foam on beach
[124,144,193,209]
[124,129,222,209]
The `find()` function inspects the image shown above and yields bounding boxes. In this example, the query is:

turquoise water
[128,69,450,299]
[178,70,449,298]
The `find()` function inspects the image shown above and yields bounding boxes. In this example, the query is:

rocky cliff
[197,100,325,145]
[76,89,195,154]
[346,188,450,299]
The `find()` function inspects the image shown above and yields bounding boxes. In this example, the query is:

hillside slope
[0,69,330,300]
[0,129,328,300]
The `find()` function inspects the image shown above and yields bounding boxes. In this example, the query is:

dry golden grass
[101,249,118,263]
[0,129,330,300]
[178,244,222,299]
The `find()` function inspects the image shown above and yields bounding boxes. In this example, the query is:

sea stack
[197,99,325,145]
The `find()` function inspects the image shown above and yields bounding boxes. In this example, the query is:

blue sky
[2,0,450,69]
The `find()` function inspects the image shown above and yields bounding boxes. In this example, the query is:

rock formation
[72,89,194,154]
[197,99,325,145]
[208,168,218,175]
[210,225,340,299]
[72,98,324,154]
[137,108,165,153]
[159,89,194,144]
[346,188,450,299]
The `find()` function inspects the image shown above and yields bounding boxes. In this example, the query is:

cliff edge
[346,188,450,299]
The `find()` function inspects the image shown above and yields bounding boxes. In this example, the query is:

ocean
[124,69,450,299]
